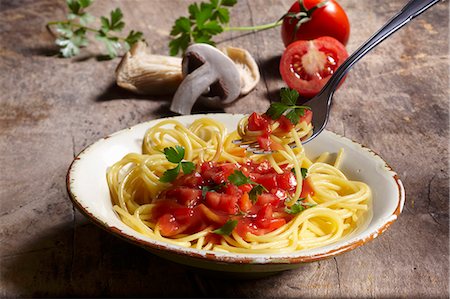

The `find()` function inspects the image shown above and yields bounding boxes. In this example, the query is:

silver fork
[239,0,440,154]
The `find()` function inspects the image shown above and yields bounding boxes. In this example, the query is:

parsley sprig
[160,146,195,183]
[266,87,310,125]
[47,0,143,58]
[169,0,329,56]
[228,170,267,203]
[169,0,237,56]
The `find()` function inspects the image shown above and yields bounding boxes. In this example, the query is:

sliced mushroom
[170,43,241,115]
[221,46,260,96]
[115,41,183,95]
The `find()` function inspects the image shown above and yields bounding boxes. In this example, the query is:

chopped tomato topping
[248,112,271,132]
[300,177,315,198]
[238,192,252,212]
[300,109,313,125]
[277,115,295,132]
[152,160,311,239]
[257,135,284,151]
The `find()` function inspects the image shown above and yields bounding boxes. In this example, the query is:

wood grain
[0,0,448,297]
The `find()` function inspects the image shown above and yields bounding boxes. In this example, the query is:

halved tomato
[279,36,348,98]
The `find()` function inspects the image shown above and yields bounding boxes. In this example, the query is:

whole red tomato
[281,0,350,46]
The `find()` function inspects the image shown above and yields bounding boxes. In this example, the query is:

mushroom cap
[221,46,260,96]
[170,43,241,114]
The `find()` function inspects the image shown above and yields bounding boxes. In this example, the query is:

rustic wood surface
[0,0,448,297]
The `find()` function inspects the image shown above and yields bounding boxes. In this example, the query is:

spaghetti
[107,115,371,254]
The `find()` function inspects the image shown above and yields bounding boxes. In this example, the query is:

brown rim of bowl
[66,124,405,265]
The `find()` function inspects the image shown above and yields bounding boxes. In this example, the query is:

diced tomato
[238,192,252,212]
[256,193,280,207]
[253,160,272,174]
[255,174,278,191]
[238,183,253,193]
[266,218,286,232]
[223,184,241,196]
[204,233,222,245]
[271,188,288,202]
[154,159,305,239]
[205,192,238,214]
[257,135,284,151]
[277,115,295,133]
[255,204,273,228]
[276,172,297,190]
[248,112,271,132]
[300,109,313,125]
[300,177,315,198]
[235,218,258,238]
[157,214,180,237]
[165,187,202,207]
[175,172,204,188]
[200,161,215,173]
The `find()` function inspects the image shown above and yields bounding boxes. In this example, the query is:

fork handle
[321,0,441,97]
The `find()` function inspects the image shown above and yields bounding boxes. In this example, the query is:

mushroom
[221,46,260,96]
[170,43,241,115]
[115,41,183,95]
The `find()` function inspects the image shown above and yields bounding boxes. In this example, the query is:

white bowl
[66,114,404,274]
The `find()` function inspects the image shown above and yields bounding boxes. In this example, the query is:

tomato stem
[224,20,283,32]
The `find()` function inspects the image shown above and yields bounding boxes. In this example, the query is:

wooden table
[1,0,448,297]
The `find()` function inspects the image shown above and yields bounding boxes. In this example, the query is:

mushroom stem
[170,64,217,115]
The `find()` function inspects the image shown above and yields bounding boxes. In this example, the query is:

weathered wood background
[0,0,448,297]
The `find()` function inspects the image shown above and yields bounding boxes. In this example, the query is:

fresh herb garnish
[292,167,308,179]
[248,185,266,203]
[284,202,305,214]
[228,170,253,186]
[169,0,329,56]
[169,0,237,56]
[212,219,238,235]
[160,146,195,183]
[47,0,143,58]
[284,197,316,214]
[266,87,310,125]
[228,170,267,203]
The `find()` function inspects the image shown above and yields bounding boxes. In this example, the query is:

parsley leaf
[169,0,237,56]
[265,87,311,125]
[285,202,305,214]
[181,161,195,175]
[212,220,238,235]
[228,170,253,186]
[228,170,267,203]
[124,30,143,51]
[95,32,121,58]
[249,184,266,203]
[164,145,185,163]
[159,165,181,183]
[160,146,195,183]
[280,87,299,105]
[47,1,143,59]
[55,26,88,58]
